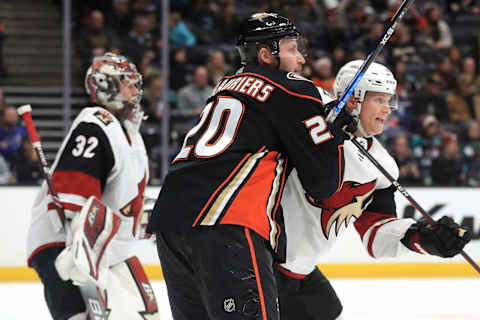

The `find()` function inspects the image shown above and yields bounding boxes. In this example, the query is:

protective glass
[279,36,309,58]
[366,92,399,110]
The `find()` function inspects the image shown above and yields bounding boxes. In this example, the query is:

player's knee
[30,246,86,320]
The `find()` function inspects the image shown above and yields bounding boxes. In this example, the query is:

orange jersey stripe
[245,228,268,320]
[193,147,267,227]
[220,151,280,241]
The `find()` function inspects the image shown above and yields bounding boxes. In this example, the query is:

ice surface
[2,278,478,319]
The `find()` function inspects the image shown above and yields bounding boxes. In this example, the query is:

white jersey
[27,106,149,266]
[281,137,415,275]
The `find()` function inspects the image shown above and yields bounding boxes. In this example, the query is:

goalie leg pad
[71,196,122,288]
[30,245,86,320]
[106,256,159,319]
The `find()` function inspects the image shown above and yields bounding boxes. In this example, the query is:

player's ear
[258,47,275,66]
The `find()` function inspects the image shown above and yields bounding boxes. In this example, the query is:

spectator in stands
[168,12,196,47]
[75,10,121,73]
[320,10,350,53]
[422,4,453,50]
[449,0,480,15]
[331,46,347,74]
[177,65,212,116]
[0,88,5,112]
[411,114,445,186]
[390,133,422,186]
[259,0,292,19]
[107,0,134,38]
[14,136,40,184]
[183,0,218,44]
[291,0,327,48]
[214,1,240,45]
[0,153,13,185]
[446,74,480,123]
[460,56,480,92]
[123,15,158,70]
[353,20,384,59]
[169,47,190,91]
[140,73,175,182]
[346,2,374,45]
[0,105,26,166]
[448,46,463,74]
[142,73,177,123]
[431,134,463,185]
[206,49,229,86]
[432,55,458,90]
[411,73,450,124]
[391,61,417,132]
[388,23,422,65]
[0,20,7,77]
[461,120,480,186]
[131,0,158,28]
[311,56,335,93]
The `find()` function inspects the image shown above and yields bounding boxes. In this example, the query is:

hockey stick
[17,104,110,319]
[17,104,65,231]
[352,138,480,274]
[318,0,479,272]
[326,0,415,123]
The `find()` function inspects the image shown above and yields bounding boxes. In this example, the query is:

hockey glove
[401,216,471,258]
[324,101,359,143]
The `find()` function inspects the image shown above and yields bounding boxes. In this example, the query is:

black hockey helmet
[236,12,300,65]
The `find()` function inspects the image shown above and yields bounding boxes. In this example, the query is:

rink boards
[1,186,479,281]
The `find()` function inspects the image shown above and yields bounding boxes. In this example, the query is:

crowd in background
[2,0,480,185]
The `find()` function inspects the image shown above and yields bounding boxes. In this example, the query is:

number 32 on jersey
[174,96,245,162]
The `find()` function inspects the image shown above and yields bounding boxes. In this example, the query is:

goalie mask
[236,12,307,66]
[85,52,143,121]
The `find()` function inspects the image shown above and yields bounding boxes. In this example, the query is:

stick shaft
[17,105,65,226]
[351,138,480,274]
[326,0,415,123]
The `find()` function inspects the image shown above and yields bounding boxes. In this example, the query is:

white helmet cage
[85,52,143,120]
[333,60,398,112]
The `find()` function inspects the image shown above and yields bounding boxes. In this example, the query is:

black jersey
[148,65,345,254]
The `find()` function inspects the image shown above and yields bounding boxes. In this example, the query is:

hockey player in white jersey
[275,60,471,319]
[26,53,159,320]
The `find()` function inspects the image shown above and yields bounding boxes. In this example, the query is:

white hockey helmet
[333,60,398,110]
[85,52,143,120]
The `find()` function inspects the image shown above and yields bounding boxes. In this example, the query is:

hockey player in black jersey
[26,53,159,319]
[275,60,471,320]
[147,12,357,320]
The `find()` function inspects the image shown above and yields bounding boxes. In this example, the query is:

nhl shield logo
[223,298,236,313]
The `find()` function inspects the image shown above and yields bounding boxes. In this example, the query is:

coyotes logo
[120,174,147,237]
[94,110,113,125]
[306,180,376,239]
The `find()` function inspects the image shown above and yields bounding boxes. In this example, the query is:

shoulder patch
[286,72,312,82]
[316,87,336,104]
[94,110,113,125]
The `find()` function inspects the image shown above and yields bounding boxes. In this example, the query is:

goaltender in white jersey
[275,60,471,320]
[26,53,159,320]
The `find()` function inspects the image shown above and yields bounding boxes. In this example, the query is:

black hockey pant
[156,225,280,320]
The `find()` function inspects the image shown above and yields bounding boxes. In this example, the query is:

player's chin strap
[351,101,372,139]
